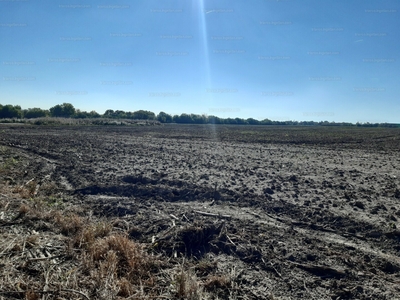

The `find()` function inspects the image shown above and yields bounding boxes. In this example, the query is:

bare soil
[1,124,400,299]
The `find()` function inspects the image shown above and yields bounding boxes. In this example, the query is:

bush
[0,104,22,118]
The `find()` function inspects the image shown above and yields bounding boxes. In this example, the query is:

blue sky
[1,0,399,123]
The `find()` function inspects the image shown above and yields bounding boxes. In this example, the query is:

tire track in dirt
[177,202,400,269]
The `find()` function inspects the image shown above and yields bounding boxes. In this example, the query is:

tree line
[0,103,398,127]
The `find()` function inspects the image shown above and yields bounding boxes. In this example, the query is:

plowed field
[1,124,400,299]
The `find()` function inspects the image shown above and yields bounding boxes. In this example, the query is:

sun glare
[196,0,218,139]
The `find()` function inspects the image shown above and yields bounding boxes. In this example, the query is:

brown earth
[1,124,400,299]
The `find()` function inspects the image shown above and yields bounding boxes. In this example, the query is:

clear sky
[1,0,399,123]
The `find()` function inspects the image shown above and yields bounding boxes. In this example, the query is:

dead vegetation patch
[0,190,233,299]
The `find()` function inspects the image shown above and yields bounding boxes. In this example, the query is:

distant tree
[207,115,222,124]
[125,111,134,119]
[0,104,22,118]
[246,118,259,125]
[225,118,237,125]
[174,113,193,123]
[88,110,101,118]
[300,121,316,126]
[50,105,64,117]
[191,114,206,124]
[284,121,294,125]
[74,109,88,119]
[102,109,128,118]
[24,107,48,118]
[62,103,75,117]
[342,122,354,127]
[49,103,75,118]
[114,110,127,119]
[49,104,63,117]
[260,118,272,125]
[132,110,156,120]
[235,118,247,125]
[103,109,115,118]
[157,111,173,123]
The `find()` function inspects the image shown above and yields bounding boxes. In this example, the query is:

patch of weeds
[84,234,159,297]
[0,156,20,174]
[38,182,60,196]
[44,196,64,208]
[117,277,135,297]
[91,235,145,274]
[25,290,40,300]
[53,212,83,236]
[175,267,202,300]
[73,221,113,249]
[0,145,7,154]
[195,258,217,276]
[26,234,40,247]
[204,275,231,292]
[19,203,30,214]
[13,179,37,199]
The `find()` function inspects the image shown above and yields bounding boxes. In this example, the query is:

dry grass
[0,155,230,299]
[25,290,40,300]
[74,221,112,249]
[54,211,84,235]
[37,181,60,197]
[12,178,38,199]
[175,267,202,300]
[7,117,162,127]
[117,277,135,297]
[0,195,168,299]
[90,234,153,279]
[0,156,20,175]
[204,275,231,291]
[18,203,30,215]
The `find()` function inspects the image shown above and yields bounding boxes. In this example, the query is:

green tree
[49,103,75,117]
[246,118,260,125]
[174,113,193,123]
[0,104,22,118]
[62,103,75,117]
[207,115,222,124]
[24,107,48,118]
[260,118,273,125]
[225,118,237,124]
[89,110,100,118]
[157,111,173,123]
[113,110,127,119]
[103,109,115,118]
[132,110,156,120]
[74,109,88,118]
[235,118,247,125]
[191,114,207,124]
[49,104,63,117]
